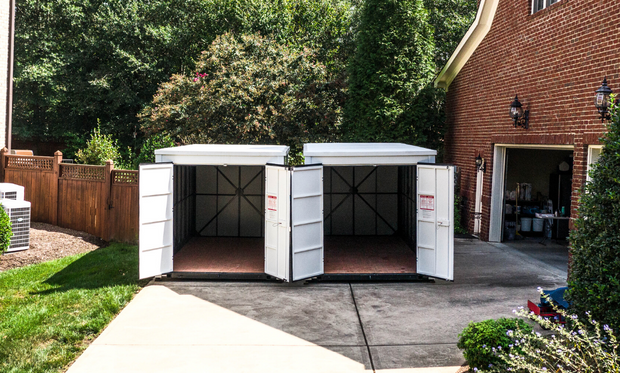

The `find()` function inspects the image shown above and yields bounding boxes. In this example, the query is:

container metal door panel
[264,165,290,281]
[416,164,454,281]
[139,163,174,279]
[291,165,324,281]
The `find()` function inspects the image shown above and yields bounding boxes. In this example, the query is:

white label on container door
[268,195,278,220]
[420,195,435,220]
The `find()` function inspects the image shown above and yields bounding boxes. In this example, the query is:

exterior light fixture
[510,95,529,129]
[475,154,486,172]
[594,77,614,123]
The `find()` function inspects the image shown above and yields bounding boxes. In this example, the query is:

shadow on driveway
[67,238,568,373]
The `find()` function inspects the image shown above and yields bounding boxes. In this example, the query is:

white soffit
[303,143,437,166]
[434,0,499,90]
[154,144,290,165]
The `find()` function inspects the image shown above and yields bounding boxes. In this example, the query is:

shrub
[139,33,344,154]
[483,290,620,372]
[457,318,532,370]
[566,95,620,329]
[75,125,121,166]
[0,203,12,254]
[134,133,176,167]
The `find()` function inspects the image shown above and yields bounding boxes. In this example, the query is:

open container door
[264,165,291,281]
[416,164,454,281]
[139,163,174,279]
[291,165,324,281]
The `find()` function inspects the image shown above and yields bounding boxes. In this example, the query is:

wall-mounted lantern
[594,77,614,123]
[475,154,486,172]
[510,95,529,129]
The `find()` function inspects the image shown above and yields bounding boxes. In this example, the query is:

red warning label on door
[268,195,277,211]
[420,195,434,211]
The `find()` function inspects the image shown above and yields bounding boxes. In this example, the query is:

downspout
[5,0,15,151]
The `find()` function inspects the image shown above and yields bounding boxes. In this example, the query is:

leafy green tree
[75,125,121,165]
[424,0,478,70]
[13,0,356,154]
[566,98,620,328]
[134,133,176,166]
[140,33,344,155]
[343,0,436,144]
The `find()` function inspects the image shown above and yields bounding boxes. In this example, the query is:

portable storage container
[139,143,455,282]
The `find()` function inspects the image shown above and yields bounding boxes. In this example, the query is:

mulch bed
[0,222,107,272]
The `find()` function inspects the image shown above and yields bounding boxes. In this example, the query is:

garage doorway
[489,145,574,243]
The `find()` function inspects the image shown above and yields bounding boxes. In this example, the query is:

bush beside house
[567,99,620,329]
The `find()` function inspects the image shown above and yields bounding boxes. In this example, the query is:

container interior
[323,166,417,274]
[173,165,265,273]
[171,164,418,275]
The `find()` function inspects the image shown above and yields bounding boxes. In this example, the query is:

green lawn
[0,243,143,372]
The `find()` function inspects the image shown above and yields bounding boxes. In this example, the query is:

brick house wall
[0,1,9,148]
[444,0,620,241]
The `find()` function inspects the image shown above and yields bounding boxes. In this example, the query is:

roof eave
[434,0,500,91]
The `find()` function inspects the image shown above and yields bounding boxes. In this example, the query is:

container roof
[303,143,437,166]
[154,144,289,165]
[304,143,436,157]
[155,144,289,157]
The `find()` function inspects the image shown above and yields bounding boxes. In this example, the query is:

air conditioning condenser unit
[0,183,25,201]
[1,199,31,252]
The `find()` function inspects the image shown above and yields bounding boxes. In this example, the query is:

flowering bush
[475,289,620,372]
[457,318,532,370]
[139,33,344,154]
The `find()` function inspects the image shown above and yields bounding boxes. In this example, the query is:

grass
[0,243,143,372]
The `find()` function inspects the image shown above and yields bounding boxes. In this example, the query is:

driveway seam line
[349,283,376,373]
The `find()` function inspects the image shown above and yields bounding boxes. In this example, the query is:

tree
[566,98,620,328]
[424,0,478,71]
[13,0,357,155]
[139,33,344,158]
[342,0,436,145]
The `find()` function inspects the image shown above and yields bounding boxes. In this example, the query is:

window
[586,145,603,182]
[532,0,559,14]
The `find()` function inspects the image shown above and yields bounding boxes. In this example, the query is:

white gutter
[434,0,499,90]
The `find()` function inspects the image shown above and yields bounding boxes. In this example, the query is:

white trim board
[434,0,500,90]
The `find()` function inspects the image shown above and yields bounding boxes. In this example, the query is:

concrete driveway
[67,238,568,373]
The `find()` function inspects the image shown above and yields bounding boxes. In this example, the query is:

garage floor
[173,236,416,274]
[324,236,416,274]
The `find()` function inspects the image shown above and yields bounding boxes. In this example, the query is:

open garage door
[139,163,174,279]
[416,164,454,281]
[291,165,324,281]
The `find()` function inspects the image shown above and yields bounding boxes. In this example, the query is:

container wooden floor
[173,236,416,274]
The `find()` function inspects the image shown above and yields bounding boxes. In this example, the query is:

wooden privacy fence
[0,148,139,243]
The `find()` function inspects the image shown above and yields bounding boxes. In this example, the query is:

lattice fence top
[6,156,54,170]
[113,170,138,185]
[60,164,105,181]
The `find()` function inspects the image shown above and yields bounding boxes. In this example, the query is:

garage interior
[502,148,573,243]
[323,165,417,274]
[172,165,266,274]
